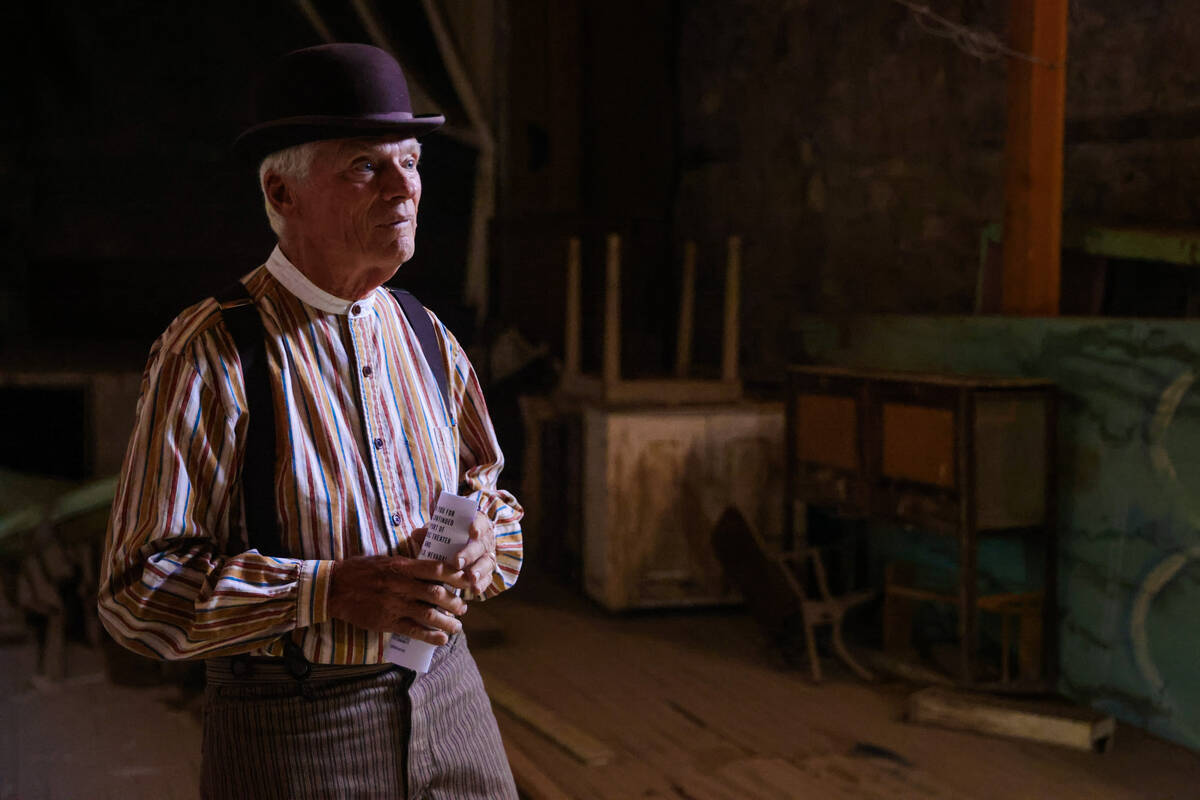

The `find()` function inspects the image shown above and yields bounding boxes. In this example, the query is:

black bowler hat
[233,43,445,165]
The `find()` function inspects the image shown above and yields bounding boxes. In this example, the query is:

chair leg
[1019,600,1044,680]
[804,615,822,683]
[832,614,875,682]
[1001,612,1012,684]
[883,562,916,654]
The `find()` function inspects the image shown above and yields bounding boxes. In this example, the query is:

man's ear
[264,171,296,218]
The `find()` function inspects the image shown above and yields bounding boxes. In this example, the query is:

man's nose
[383,163,417,199]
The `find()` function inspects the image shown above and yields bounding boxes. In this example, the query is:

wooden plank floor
[2,578,1198,799]
[470,576,1200,800]
[0,642,201,800]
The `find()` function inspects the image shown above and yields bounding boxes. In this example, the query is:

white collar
[264,246,378,317]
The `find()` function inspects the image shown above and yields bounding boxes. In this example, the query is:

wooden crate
[582,403,784,611]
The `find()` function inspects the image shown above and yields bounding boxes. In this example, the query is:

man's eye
[403,158,418,169]
[354,161,377,173]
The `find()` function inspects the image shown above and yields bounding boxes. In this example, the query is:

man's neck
[278,241,393,301]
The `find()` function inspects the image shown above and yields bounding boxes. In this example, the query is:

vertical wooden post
[722,235,742,382]
[675,241,697,378]
[565,237,582,379]
[603,233,622,386]
[1001,0,1068,315]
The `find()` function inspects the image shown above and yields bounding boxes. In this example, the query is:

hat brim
[233,112,446,166]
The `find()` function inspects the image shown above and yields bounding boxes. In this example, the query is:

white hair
[258,141,321,237]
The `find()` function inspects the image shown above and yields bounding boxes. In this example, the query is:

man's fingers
[467,553,496,594]
[405,558,473,593]
[412,603,463,634]
[388,597,463,638]
[329,555,475,633]
[451,511,493,570]
[404,557,466,584]
[453,540,489,571]
[418,582,468,615]
[391,617,452,645]
[409,525,428,555]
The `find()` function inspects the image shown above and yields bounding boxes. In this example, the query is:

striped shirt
[98,246,522,664]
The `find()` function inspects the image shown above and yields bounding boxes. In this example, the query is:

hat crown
[253,43,414,123]
[233,42,443,164]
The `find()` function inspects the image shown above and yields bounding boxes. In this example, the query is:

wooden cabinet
[786,366,1057,685]
[581,403,784,611]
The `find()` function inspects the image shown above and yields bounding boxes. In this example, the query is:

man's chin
[377,252,413,281]
[386,237,415,262]
[373,243,415,268]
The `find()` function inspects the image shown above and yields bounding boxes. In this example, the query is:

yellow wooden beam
[1001,0,1069,315]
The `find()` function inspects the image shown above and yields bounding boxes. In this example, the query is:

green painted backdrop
[792,314,1200,750]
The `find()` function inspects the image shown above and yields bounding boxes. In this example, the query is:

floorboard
[2,575,1198,799]
[472,576,1200,800]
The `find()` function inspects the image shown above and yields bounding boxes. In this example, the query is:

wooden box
[582,403,784,611]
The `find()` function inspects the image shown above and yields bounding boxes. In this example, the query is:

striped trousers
[200,634,516,799]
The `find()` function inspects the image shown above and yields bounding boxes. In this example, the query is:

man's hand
[328,555,473,645]
[452,511,497,596]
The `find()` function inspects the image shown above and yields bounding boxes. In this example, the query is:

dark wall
[675,0,1200,379]
[12,2,1200,376]
[7,2,299,347]
[494,0,679,377]
[4,1,476,356]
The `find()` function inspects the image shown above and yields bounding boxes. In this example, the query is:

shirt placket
[348,303,407,556]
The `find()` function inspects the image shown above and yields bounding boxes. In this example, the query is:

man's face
[290,137,423,274]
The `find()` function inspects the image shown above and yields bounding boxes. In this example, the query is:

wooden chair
[712,506,875,682]
[884,561,1044,685]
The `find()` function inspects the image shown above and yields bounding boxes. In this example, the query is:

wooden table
[785,365,1058,686]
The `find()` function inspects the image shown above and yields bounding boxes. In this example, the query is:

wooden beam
[1001,0,1069,315]
[722,235,741,381]
[675,241,696,378]
[603,233,622,386]
[484,672,615,766]
[294,0,335,42]
[502,737,573,800]
[908,687,1115,753]
[420,0,494,149]
[557,375,743,405]
[420,0,496,324]
[565,237,582,379]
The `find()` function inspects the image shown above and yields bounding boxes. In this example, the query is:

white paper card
[384,491,477,673]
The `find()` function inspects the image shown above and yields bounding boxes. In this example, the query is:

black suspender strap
[388,288,451,414]
[213,283,451,559]
[215,282,447,680]
[215,281,285,558]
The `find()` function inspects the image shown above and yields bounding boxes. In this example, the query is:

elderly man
[98,43,522,798]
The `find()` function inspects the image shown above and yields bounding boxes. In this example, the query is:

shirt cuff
[296,559,332,628]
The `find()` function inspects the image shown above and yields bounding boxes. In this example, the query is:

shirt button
[373,437,384,449]
[351,303,361,315]
[362,365,373,378]
[390,513,401,526]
